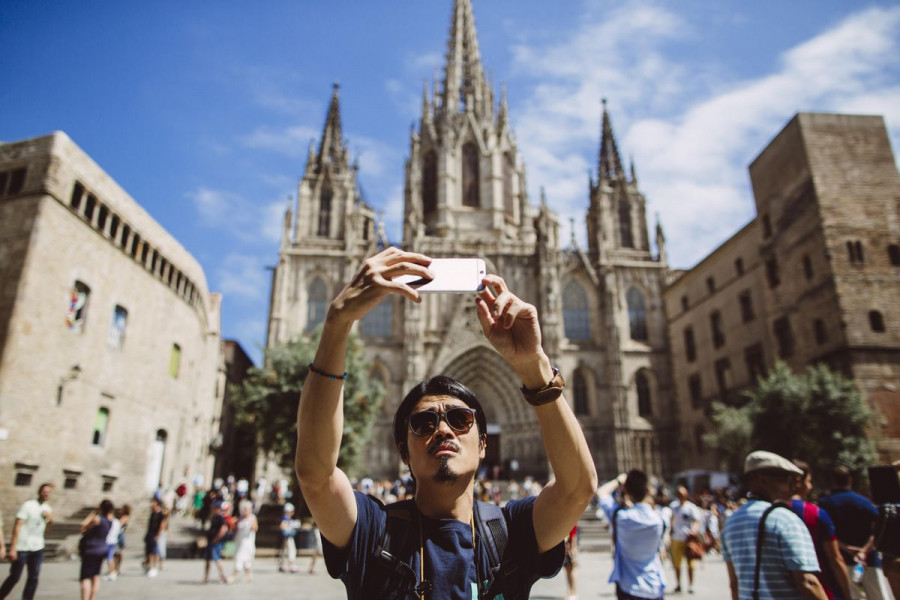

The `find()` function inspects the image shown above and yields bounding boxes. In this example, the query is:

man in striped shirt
[722,451,828,600]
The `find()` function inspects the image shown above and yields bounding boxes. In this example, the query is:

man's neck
[414,478,475,523]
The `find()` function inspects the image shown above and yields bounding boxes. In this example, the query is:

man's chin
[432,455,461,484]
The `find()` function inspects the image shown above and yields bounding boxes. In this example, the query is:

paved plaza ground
[7,546,731,599]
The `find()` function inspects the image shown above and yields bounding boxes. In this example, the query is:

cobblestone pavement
[5,549,731,599]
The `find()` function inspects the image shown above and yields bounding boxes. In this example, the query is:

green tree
[230,330,384,477]
[705,362,876,486]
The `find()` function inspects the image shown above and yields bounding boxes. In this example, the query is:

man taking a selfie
[295,247,598,599]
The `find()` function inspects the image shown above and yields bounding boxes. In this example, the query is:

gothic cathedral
[266,0,675,481]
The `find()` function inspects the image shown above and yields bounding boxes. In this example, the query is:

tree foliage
[705,362,876,486]
[230,330,384,477]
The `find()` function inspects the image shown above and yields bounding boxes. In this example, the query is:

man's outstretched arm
[476,275,598,553]
[295,247,432,550]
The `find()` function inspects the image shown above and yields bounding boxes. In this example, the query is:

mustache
[428,436,460,455]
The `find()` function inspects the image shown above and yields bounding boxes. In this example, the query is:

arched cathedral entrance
[439,345,548,480]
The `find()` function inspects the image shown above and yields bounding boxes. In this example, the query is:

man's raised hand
[327,247,433,327]
[475,275,546,374]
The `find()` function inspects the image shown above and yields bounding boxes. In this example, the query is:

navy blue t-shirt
[322,491,564,599]
[818,490,879,565]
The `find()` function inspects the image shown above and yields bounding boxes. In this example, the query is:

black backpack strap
[753,501,788,600]
[371,499,418,600]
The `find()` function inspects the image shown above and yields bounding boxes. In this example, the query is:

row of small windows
[688,344,764,409]
[69,181,201,308]
[685,307,887,364]
[562,282,648,342]
[0,167,27,197]
[680,241,900,313]
[66,279,183,376]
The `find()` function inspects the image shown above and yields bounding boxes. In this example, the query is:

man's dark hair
[38,482,53,494]
[99,499,114,515]
[833,466,852,488]
[624,469,649,501]
[392,375,488,460]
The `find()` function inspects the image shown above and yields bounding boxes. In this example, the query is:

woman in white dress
[231,500,258,583]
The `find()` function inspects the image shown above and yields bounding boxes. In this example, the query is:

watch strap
[520,367,566,406]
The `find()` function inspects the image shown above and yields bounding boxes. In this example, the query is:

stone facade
[665,113,900,468]
[267,0,674,482]
[0,132,224,522]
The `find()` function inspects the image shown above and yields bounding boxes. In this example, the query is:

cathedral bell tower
[587,101,651,261]
[403,0,534,245]
[294,83,376,247]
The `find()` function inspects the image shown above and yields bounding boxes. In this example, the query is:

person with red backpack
[790,460,852,600]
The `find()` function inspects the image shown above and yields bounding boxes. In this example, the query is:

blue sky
[2,1,899,365]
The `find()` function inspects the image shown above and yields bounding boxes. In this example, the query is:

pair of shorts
[80,554,105,580]
[145,539,159,556]
[671,539,698,570]
[206,542,224,561]
[106,543,116,562]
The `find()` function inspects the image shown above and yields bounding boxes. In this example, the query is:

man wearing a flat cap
[722,451,828,599]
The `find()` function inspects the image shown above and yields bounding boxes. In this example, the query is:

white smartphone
[395,258,487,293]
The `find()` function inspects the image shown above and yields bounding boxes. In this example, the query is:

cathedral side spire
[441,0,489,118]
[598,98,625,182]
[317,82,346,171]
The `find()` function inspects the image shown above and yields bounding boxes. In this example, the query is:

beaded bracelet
[307,363,348,381]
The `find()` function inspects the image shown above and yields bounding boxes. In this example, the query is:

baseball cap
[744,450,803,475]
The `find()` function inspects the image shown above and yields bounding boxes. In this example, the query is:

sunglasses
[408,407,477,437]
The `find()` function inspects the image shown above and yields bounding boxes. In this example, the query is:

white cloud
[508,4,900,268]
[242,125,319,158]
[216,253,271,301]
[188,187,287,245]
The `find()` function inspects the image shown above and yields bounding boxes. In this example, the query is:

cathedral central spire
[441,0,489,118]
[317,82,345,171]
[598,99,625,182]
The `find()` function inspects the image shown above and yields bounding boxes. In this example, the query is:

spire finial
[570,217,578,248]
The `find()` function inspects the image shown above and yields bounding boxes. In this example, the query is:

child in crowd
[278,503,300,573]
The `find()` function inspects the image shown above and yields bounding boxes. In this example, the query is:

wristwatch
[521,367,566,406]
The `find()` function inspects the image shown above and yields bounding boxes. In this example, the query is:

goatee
[433,455,460,483]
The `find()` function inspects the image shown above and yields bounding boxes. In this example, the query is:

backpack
[368,498,531,600]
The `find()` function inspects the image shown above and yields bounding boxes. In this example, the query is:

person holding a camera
[295,247,598,599]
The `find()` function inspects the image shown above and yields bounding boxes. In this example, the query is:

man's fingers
[383,250,432,267]
[482,274,508,296]
[475,296,495,332]
[383,279,422,303]
[492,292,516,325]
[382,262,435,281]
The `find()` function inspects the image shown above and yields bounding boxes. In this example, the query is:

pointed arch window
[870,310,885,333]
[573,370,589,416]
[627,287,648,341]
[636,371,652,417]
[307,278,328,332]
[461,142,480,208]
[318,184,333,237]
[422,150,437,216]
[503,152,514,217]
[361,298,393,338]
[562,281,590,340]
[618,197,634,248]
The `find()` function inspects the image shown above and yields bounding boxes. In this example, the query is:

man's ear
[479,434,487,460]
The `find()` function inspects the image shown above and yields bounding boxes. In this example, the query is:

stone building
[0,131,225,520]
[665,112,900,468]
[267,0,674,481]
[213,339,258,482]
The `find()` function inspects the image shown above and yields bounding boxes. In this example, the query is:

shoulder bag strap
[372,500,418,600]
[753,501,788,600]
